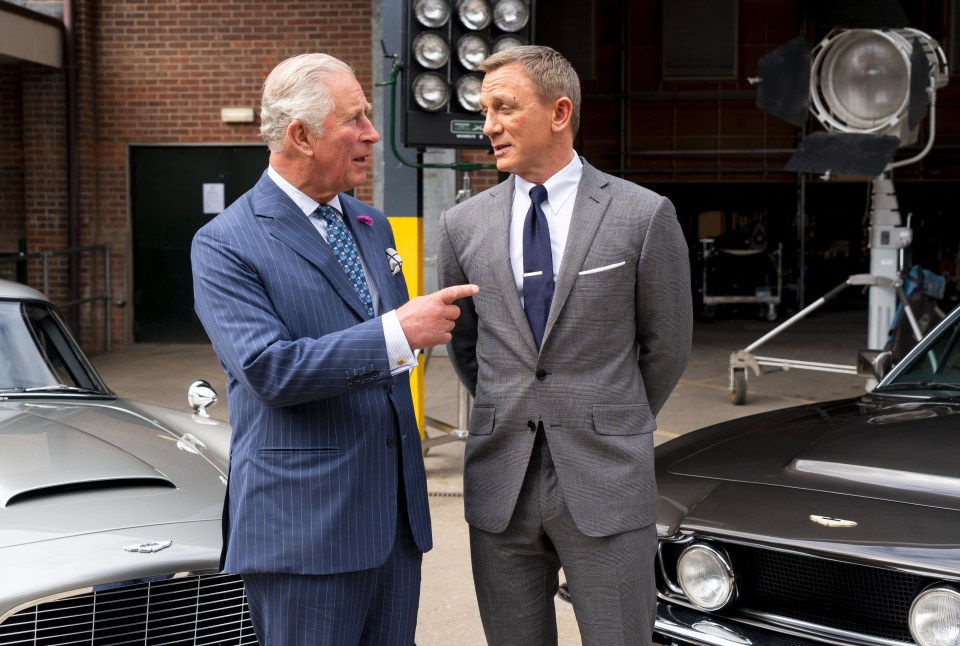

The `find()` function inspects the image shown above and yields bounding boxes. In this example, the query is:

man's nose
[482,112,498,136]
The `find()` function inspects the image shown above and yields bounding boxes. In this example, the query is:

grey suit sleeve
[436,210,479,396]
[635,196,692,415]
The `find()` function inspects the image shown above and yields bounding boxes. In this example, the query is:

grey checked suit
[437,159,692,642]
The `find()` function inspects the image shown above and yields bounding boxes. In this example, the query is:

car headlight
[910,586,960,646]
[677,543,736,611]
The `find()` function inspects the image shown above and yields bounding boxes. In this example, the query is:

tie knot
[317,204,340,223]
[529,185,547,206]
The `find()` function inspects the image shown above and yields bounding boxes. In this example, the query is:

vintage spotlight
[810,28,948,146]
[401,0,535,148]
[753,20,948,352]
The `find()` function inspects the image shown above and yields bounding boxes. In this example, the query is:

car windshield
[0,300,107,394]
[881,312,960,390]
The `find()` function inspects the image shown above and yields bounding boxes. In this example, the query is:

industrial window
[663,0,738,80]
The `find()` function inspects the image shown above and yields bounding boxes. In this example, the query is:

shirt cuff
[383,309,418,375]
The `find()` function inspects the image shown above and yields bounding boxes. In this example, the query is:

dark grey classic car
[0,279,256,644]
[653,303,960,646]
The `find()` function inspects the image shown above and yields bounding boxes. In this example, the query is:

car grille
[660,541,929,644]
[0,573,258,645]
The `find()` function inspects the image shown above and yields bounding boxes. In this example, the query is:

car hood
[666,396,960,510]
[0,399,227,549]
[657,396,960,574]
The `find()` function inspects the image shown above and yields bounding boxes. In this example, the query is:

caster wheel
[731,368,747,405]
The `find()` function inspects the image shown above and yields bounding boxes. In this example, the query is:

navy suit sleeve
[192,218,393,409]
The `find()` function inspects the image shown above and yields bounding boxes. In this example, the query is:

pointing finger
[436,284,479,304]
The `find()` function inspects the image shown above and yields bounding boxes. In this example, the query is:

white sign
[202,183,225,214]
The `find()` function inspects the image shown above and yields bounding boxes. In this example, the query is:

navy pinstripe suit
[192,171,431,642]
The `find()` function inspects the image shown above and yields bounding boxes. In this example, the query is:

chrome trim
[657,601,909,646]
[658,534,695,596]
[0,568,220,624]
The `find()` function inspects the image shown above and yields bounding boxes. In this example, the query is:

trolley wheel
[730,368,747,405]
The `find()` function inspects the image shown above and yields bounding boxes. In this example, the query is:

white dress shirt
[510,152,584,301]
[267,166,416,374]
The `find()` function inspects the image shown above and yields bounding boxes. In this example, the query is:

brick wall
[0,65,25,278]
[83,0,377,347]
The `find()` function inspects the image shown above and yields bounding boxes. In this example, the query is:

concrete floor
[89,306,871,645]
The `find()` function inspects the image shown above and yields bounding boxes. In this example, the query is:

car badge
[123,540,173,553]
[809,515,858,528]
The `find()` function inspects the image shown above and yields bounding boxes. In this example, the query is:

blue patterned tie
[522,185,553,349]
[317,205,375,318]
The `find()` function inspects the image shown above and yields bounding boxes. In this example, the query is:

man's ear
[286,120,315,156]
[551,97,574,134]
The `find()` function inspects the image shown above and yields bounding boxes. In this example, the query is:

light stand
[731,24,948,404]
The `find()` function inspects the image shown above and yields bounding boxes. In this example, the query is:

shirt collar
[267,165,343,216]
[513,151,583,209]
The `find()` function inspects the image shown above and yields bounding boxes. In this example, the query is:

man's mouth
[492,143,511,155]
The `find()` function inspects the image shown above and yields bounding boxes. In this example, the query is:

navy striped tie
[522,185,553,349]
[317,205,375,318]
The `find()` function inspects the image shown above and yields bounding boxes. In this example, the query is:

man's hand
[397,284,479,350]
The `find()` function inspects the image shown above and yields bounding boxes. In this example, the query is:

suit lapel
[542,162,611,346]
[255,175,370,320]
[487,181,541,355]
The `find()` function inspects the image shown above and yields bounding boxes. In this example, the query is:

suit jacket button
[535,369,547,380]
[386,436,398,447]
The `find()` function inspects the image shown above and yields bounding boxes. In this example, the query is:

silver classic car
[0,279,256,644]
[653,303,960,646]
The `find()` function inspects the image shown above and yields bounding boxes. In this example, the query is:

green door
[130,145,269,342]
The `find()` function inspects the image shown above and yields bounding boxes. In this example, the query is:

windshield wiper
[878,380,960,392]
[21,384,102,394]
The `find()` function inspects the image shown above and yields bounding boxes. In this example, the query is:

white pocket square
[386,247,403,276]
[578,261,625,276]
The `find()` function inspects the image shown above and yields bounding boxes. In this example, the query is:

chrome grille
[660,540,928,644]
[0,573,258,645]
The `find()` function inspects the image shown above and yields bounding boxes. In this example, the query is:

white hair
[259,53,355,152]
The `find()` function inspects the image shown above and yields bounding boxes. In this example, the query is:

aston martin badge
[809,515,858,528]
[123,540,173,553]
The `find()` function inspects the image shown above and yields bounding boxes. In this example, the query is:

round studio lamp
[458,0,492,30]
[457,33,491,71]
[412,72,450,111]
[493,0,529,32]
[414,0,451,28]
[413,31,450,70]
[493,35,524,54]
[810,28,948,143]
[456,74,483,112]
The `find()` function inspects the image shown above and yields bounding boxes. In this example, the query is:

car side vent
[5,478,176,506]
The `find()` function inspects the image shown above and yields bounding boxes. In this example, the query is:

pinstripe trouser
[469,428,657,646]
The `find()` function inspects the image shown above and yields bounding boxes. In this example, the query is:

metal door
[130,145,268,342]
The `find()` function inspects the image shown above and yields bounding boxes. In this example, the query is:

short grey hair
[259,53,355,152]
[479,45,581,136]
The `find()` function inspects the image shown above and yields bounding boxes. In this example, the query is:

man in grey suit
[437,46,692,644]
[192,53,476,645]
